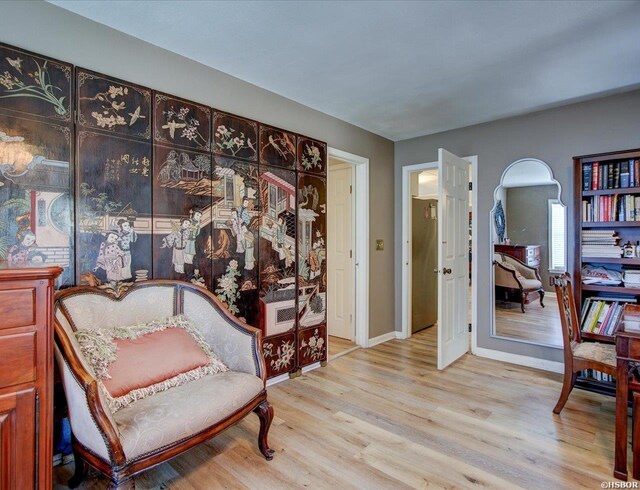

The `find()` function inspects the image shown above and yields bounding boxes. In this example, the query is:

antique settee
[53,280,274,489]
[493,252,545,313]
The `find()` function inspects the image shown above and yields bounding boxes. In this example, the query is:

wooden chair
[551,273,617,414]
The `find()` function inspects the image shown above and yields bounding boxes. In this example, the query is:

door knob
[442,268,452,275]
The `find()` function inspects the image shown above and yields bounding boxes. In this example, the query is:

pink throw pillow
[74,315,227,412]
[102,327,211,397]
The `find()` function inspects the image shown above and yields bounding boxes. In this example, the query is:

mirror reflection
[491,158,566,348]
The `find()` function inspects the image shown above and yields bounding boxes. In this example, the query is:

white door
[327,163,354,340]
[437,149,469,369]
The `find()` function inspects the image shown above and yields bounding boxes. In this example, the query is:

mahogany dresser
[494,244,541,268]
[0,267,61,490]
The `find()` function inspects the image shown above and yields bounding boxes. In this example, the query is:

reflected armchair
[494,252,545,313]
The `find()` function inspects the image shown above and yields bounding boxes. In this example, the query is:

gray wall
[396,89,640,363]
[1,0,396,339]
[506,184,558,292]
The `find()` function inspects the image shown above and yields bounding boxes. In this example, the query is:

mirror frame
[489,158,566,348]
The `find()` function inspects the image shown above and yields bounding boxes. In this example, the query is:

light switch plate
[376,239,384,251]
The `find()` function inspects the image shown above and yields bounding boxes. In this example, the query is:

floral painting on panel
[77,69,151,140]
[259,125,296,169]
[155,93,211,152]
[0,44,72,123]
[297,137,326,175]
[213,112,258,162]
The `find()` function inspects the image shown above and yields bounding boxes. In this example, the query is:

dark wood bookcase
[574,148,640,394]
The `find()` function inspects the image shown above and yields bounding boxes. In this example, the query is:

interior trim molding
[328,147,370,350]
[367,331,399,348]
[473,347,564,374]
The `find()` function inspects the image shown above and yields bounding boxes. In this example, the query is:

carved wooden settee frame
[53,280,274,489]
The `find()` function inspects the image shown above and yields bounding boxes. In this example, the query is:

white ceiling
[49,0,640,141]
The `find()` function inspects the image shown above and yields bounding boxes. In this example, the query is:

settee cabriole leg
[67,446,86,489]
[255,400,275,460]
[109,477,135,490]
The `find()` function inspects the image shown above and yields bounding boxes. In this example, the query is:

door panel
[437,149,469,369]
[327,165,353,340]
[0,388,36,490]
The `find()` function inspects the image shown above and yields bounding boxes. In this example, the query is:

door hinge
[350,185,352,194]
[350,314,353,324]
[350,249,353,259]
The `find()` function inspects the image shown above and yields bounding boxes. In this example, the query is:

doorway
[327,157,356,357]
[326,148,369,359]
[401,155,477,367]
[411,170,439,334]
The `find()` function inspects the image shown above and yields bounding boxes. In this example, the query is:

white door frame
[400,156,479,356]
[328,147,369,348]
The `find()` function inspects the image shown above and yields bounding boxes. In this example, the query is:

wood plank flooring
[494,293,563,347]
[54,327,624,489]
[328,335,358,358]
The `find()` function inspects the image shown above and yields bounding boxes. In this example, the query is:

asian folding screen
[0,42,327,378]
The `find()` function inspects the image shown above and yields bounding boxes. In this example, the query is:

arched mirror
[490,158,566,348]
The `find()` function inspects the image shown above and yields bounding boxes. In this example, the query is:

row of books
[582,194,640,222]
[580,369,615,383]
[583,159,640,191]
[580,297,635,335]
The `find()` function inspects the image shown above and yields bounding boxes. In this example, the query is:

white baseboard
[266,373,290,387]
[301,362,322,373]
[473,346,564,374]
[367,331,400,348]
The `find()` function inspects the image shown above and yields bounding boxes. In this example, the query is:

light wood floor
[494,292,563,347]
[328,335,358,358]
[55,327,623,489]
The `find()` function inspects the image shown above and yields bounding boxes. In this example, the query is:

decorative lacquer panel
[263,332,297,379]
[0,43,73,123]
[259,125,296,170]
[154,93,211,152]
[297,174,327,330]
[210,157,260,326]
[258,166,297,336]
[298,325,327,366]
[77,68,151,140]
[0,41,330,378]
[0,113,73,286]
[297,137,327,175]
[76,131,152,285]
[213,112,258,162]
[152,145,212,289]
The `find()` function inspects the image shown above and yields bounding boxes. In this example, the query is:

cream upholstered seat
[494,252,545,313]
[552,273,617,414]
[54,280,274,489]
[114,371,263,461]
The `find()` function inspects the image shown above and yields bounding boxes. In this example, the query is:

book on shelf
[583,159,640,191]
[581,297,633,335]
[582,195,640,222]
[580,369,615,383]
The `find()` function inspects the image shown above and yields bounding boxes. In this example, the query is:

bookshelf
[575,148,640,346]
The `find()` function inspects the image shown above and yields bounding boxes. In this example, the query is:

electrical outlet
[376,239,384,251]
